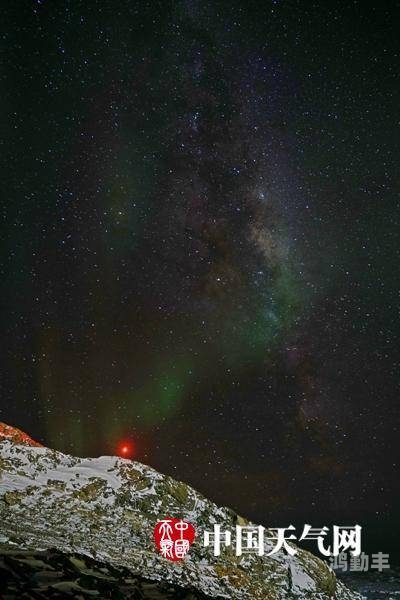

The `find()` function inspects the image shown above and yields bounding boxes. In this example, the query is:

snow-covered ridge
[0,422,43,447]
[0,424,362,599]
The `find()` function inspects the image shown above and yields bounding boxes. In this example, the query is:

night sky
[1,1,399,554]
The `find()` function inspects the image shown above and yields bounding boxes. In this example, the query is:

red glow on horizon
[117,440,135,458]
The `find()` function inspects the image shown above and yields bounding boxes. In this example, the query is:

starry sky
[1,1,399,555]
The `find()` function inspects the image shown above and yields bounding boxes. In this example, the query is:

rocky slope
[0,423,362,599]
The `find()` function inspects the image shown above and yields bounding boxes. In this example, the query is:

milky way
[1,0,399,556]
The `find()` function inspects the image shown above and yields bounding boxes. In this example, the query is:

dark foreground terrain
[0,548,212,599]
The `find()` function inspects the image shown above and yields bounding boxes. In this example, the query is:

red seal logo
[154,518,196,561]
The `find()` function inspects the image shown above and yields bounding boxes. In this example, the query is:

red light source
[117,440,134,458]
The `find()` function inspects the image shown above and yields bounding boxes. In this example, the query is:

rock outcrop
[0,423,361,599]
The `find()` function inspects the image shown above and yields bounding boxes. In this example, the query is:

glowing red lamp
[117,440,134,458]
